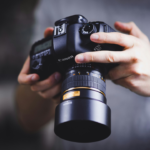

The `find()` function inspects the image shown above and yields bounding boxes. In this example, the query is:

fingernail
[55,73,61,82]
[31,75,38,81]
[91,34,99,40]
[76,54,84,62]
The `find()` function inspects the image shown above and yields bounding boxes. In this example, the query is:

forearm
[15,85,58,131]
[16,28,62,131]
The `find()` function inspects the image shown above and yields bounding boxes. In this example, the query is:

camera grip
[30,55,61,81]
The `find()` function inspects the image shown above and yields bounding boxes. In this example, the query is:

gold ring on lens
[62,87,105,97]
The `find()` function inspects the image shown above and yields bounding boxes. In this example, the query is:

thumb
[18,56,39,85]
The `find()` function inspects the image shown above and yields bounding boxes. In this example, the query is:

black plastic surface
[55,15,88,26]
[62,75,106,94]
[29,15,125,142]
[30,15,124,81]
[54,99,111,143]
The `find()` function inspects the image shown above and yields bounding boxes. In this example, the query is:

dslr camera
[30,15,123,143]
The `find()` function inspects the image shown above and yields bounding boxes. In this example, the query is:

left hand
[75,21,150,96]
[18,27,62,103]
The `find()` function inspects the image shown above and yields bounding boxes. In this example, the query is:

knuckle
[39,92,47,99]
[30,86,35,92]
[106,52,115,63]
[117,33,124,45]
[131,51,140,62]
[131,56,138,63]
[131,65,144,76]
[30,86,36,92]
[103,34,108,42]
[42,94,48,99]
[126,79,138,88]
[90,53,94,62]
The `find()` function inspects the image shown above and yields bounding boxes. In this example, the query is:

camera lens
[54,63,111,143]
[61,65,106,101]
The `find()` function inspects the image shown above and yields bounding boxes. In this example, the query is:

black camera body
[30,15,122,80]
[30,15,123,143]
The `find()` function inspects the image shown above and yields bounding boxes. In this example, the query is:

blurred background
[0,0,150,149]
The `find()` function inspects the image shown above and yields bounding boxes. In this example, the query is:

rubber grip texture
[62,75,106,93]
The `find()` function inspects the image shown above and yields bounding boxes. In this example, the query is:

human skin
[75,22,150,96]
[16,28,62,131]
[16,21,150,131]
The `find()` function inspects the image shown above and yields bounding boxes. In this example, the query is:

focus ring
[62,75,106,94]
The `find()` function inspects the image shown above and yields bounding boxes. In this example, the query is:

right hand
[18,27,62,103]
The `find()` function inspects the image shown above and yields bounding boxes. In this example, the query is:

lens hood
[54,99,111,143]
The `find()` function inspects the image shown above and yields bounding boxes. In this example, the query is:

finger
[44,27,54,38]
[90,32,137,49]
[113,75,137,90]
[113,76,131,89]
[20,56,30,74]
[31,72,61,92]
[108,64,132,80]
[113,75,150,96]
[18,57,39,84]
[75,49,135,64]
[18,73,39,85]
[114,21,149,43]
[38,83,61,99]
[51,95,61,105]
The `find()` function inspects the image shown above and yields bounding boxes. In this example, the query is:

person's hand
[18,27,62,103]
[75,22,150,96]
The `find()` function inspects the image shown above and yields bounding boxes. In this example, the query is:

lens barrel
[54,64,111,143]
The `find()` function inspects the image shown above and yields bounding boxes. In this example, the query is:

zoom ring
[62,75,106,94]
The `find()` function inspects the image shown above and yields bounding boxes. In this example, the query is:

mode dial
[81,23,97,35]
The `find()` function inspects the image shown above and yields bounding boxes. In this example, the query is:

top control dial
[81,23,97,35]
